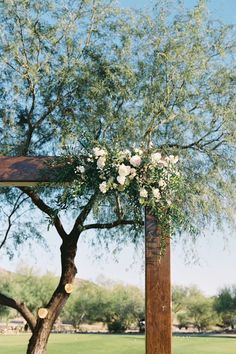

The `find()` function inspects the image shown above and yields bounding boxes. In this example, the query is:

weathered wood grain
[145,212,172,354]
[0,156,51,186]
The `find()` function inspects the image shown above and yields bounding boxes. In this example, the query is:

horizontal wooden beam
[0,156,53,186]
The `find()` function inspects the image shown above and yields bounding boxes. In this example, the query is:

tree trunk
[26,237,78,354]
[27,321,52,354]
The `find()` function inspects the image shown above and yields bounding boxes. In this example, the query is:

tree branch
[161,123,225,152]
[0,193,29,249]
[84,219,144,230]
[19,187,67,240]
[0,293,36,332]
[70,193,98,236]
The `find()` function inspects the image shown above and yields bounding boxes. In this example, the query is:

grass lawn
[0,334,236,354]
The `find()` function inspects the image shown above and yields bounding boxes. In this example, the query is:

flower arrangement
[72,146,180,217]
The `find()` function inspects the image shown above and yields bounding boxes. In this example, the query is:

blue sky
[118,0,236,25]
[1,0,236,296]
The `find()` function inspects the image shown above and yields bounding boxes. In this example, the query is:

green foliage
[172,285,190,314]
[214,286,236,329]
[0,273,14,319]
[62,281,109,328]
[104,284,145,333]
[0,266,58,324]
[62,281,144,332]
[9,266,57,314]
[173,285,218,331]
[186,295,216,332]
[0,0,235,252]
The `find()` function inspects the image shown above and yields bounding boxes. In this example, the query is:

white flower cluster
[74,146,179,207]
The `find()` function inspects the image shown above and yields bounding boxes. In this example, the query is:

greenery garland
[52,145,184,249]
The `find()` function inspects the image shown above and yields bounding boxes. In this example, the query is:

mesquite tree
[0,0,235,353]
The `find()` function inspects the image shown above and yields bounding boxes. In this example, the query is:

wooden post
[145,211,172,354]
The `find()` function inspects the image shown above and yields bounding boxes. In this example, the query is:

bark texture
[26,237,78,354]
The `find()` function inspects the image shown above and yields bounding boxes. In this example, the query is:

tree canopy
[0,0,235,353]
[0,0,235,252]
[214,286,236,329]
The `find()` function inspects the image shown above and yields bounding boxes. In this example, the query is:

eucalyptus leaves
[73,146,180,215]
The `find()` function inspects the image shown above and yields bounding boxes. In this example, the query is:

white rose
[151,152,162,164]
[118,164,131,177]
[93,147,106,158]
[117,175,126,185]
[97,156,106,170]
[140,188,148,198]
[99,182,107,194]
[159,179,166,188]
[76,166,85,174]
[129,168,137,180]
[130,155,142,167]
[152,188,161,200]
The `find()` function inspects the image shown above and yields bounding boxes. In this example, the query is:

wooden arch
[0,156,172,354]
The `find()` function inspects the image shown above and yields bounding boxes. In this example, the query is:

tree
[176,312,190,330]
[0,0,235,353]
[62,281,109,329]
[172,285,189,315]
[214,286,236,329]
[0,273,15,320]
[104,284,144,333]
[173,286,219,331]
[62,281,144,332]
[186,294,216,332]
[13,267,58,315]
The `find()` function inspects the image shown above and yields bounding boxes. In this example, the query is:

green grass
[174,336,236,354]
[0,334,236,354]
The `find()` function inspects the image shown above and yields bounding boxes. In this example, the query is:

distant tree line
[173,285,236,331]
[0,268,144,333]
[1,268,236,333]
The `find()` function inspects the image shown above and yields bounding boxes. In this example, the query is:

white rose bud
[129,168,137,180]
[152,188,161,200]
[117,175,126,185]
[134,148,143,155]
[159,179,167,188]
[169,155,179,164]
[76,166,85,174]
[140,188,148,198]
[130,155,142,167]
[93,147,107,158]
[99,182,107,194]
[97,156,106,170]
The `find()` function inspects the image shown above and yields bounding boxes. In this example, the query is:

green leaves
[0,0,235,250]
[62,281,144,332]
[214,286,236,328]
